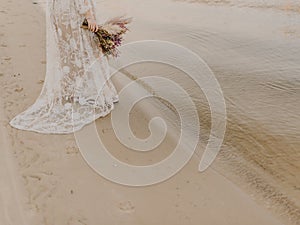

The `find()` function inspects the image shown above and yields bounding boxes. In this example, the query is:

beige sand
[0,0,299,224]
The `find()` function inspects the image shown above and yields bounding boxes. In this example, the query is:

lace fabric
[9,0,119,134]
[77,0,94,15]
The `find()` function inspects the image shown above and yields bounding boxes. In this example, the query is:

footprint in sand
[14,87,23,93]
[3,56,11,61]
[67,216,88,225]
[65,140,79,155]
[118,200,135,213]
[65,145,79,155]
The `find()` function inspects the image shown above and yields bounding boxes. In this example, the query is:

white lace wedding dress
[9,0,119,134]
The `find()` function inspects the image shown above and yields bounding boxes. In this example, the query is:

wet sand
[0,0,299,224]
[101,0,300,223]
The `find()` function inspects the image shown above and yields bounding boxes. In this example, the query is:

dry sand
[0,0,299,224]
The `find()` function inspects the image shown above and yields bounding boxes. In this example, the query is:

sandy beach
[0,0,299,224]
